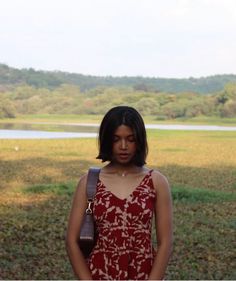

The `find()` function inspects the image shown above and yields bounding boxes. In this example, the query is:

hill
[1,63,236,93]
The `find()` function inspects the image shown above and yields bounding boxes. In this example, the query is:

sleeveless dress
[88,169,156,280]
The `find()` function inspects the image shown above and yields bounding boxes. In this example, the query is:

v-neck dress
[87,170,156,280]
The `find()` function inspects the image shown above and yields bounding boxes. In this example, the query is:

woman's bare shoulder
[151,169,170,193]
[74,173,89,195]
[78,173,88,185]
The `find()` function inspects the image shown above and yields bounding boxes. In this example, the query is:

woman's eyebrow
[113,134,135,137]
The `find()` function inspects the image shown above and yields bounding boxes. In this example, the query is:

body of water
[0,122,236,139]
[0,129,97,139]
[145,124,236,131]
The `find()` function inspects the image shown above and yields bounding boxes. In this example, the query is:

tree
[135,97,160,115]
[0,97,16,118]
[220,100,236,117]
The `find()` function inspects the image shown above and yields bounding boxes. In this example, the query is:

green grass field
[0,129,236,279]
[1,113,236,125]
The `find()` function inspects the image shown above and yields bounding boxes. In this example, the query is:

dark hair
[96,106,148,166]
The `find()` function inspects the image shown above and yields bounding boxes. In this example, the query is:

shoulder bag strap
[86,167,101,201]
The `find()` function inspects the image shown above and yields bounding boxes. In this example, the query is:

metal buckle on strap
[86,199,93,214]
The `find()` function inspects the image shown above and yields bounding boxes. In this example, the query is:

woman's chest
[93,180,156,227]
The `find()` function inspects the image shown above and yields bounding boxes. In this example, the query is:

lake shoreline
[1,114,236,127]
[1,122,236,139]
[1,120,236,129]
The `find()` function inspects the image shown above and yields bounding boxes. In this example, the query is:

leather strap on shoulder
[87,167,101,200]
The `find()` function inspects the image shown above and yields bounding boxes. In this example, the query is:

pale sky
[0,0,236,78]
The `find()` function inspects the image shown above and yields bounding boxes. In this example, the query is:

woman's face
[112,125,137,165]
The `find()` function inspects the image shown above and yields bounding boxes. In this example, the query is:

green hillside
[1,63,236,93]
[1,63,236,119]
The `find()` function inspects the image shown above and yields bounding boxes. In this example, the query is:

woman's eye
[128,137,135,142]
[113,136,135,143]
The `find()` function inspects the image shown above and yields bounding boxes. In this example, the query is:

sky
[0,0,236,78]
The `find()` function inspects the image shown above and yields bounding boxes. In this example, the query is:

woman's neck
[105,162,144,176]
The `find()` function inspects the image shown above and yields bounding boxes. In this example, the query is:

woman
[66,106,173,280]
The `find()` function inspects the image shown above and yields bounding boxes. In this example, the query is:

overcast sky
[1,0,236,78]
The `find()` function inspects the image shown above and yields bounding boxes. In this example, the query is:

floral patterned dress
[88,169,156,280]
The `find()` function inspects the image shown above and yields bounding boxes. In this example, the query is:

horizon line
[1,62,236,80]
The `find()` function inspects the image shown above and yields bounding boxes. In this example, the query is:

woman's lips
[118,153,129,158]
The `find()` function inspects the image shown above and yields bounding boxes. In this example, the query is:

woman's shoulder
[74,172,89,195]
[76,167,101,191]
[150,168,170,193]
[78,172,89,185]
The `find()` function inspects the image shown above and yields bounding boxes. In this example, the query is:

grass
[23,182,236,204]
[172,186,236,203]
[24,182,75,196]
[1,114,236,126]
[0,129,236,279]
[0,114,103,124]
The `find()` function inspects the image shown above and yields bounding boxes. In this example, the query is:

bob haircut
[96,106,148,166]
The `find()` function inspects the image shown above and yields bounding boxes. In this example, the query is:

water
[0,122,236,139]
[0,129,97,139]
[145,124,236,131]
[0,122,98,132]
[0,122,98,139]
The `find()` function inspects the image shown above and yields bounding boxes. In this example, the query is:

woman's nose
[121,139,127,149]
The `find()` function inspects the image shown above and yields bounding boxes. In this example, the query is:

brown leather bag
[79,167,100,258]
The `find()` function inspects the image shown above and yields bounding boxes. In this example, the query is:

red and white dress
[88,169,156,280]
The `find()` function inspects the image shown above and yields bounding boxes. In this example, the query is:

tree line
[1,63,236,93]
[1,82,236,119]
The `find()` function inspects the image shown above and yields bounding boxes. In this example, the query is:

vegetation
[1,63,236,120]
[1,63,236,93]
[0,130,235,279]
[1,81,236,120]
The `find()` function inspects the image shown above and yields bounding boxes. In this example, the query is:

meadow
[1,113,236,125]
[0,128,236,279]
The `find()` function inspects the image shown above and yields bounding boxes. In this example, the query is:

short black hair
[96,106,148,166]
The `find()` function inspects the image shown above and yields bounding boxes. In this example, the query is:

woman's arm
[149,171,173,280]
[65,174,93,280]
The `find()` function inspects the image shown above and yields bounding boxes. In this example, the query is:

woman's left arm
[148,171,173,280]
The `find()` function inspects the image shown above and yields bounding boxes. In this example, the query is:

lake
[0,122,236,139]
[0,129,97,139]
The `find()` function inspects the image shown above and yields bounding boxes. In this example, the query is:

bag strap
[86,167,100,200]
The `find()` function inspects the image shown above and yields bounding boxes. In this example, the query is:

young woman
[66,106,173,280]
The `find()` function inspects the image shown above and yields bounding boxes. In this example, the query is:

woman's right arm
[65,174,93,280]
